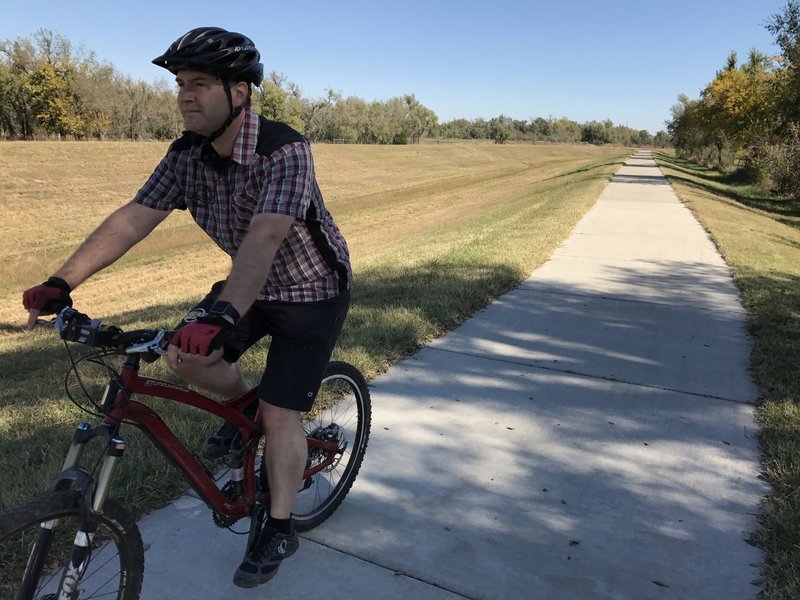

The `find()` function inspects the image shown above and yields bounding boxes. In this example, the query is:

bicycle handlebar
[39,307,171,356]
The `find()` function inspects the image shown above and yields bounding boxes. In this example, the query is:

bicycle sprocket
[212,510,243,528]
[212,480,245,528]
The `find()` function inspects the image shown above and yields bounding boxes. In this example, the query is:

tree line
[1,29,667,147]
[668,0,800,198]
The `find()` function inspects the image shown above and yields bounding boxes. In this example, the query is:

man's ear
[232,81,250,108]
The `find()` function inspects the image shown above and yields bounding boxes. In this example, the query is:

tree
[0,37,37,138]
[253,71,305,132]
[337,95,369,142]
[530,117,550,140]
[548,117,581,143]
[700,51,776,152]
[653,131,671,147]
[402,94,437,143]
[364,100,397,144]
[636,130,654,146]
[489,116,512,144]
[667,94,710,159]
[767,0,800,127]
[667,47,778,170]
[24,62,86,137]
[0,27,667,146]
[581,121,611,145]
[0,62,21,137]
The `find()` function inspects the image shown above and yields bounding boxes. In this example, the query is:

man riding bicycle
[22,27,352,588]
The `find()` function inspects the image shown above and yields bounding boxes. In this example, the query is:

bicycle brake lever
[126,330,168,356]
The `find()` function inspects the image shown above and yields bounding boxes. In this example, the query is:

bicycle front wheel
[0,490,144,600]
[293,360,371,532]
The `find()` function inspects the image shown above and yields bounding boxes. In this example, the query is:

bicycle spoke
[0,492,143,600]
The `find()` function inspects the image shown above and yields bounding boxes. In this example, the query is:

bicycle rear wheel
[292,360,371,532]
[0,490,143,600]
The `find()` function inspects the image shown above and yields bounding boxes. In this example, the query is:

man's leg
[260,403,307,517]
[232,402,304,588]
[166,347,250,398]
[234,291,349,587]
[166,347,254,459]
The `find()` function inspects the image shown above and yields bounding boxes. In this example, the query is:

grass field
[0,140,629,516]
[3,141,799,596]
[654,152,800,600]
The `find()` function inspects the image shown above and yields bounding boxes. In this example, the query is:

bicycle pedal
[223,451,244,469]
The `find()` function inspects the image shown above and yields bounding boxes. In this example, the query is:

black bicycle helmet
[152,27,263,86]
[153,27,263,142]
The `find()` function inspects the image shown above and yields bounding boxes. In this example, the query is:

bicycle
[0,306,371,599]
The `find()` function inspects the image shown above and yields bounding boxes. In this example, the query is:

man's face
[175,70,230,136]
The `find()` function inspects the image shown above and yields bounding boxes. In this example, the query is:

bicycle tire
[0,490,144,600]
[292,360,371,532]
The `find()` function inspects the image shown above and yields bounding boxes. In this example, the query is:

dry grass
[0,140,624,325]
[0,140,629,513]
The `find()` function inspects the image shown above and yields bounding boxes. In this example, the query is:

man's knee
[259,402,301,433]
[166,347,227,379]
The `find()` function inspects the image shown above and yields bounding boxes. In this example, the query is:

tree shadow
[0,259,523,409]
[610,173,670,185]
[308,262,769,598]
[0,260,525,492]
[554,156,629,179]
[654,152,800,224]
[1,252,773,596]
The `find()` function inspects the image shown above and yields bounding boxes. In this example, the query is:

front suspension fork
[53,420,127,597]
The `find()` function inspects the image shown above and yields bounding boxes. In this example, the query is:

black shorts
[179,281,350,412]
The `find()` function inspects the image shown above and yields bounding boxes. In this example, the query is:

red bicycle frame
[95,356,340,519]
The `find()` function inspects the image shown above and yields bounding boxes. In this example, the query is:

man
[22,27,351,588]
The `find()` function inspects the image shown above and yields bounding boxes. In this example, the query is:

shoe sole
[233,568,281,588]
[232,539,298,588]
[201,446,230,460]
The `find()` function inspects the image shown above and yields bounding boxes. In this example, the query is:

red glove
[170,314,235,356]
[23,277,73,315]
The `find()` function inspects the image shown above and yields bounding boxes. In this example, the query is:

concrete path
[137,152,766,599]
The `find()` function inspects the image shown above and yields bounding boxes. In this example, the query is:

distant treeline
[1,29,668,146]
[667,0,800,198]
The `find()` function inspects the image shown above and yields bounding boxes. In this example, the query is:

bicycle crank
[213,510,244,528]
[212,480,245,528]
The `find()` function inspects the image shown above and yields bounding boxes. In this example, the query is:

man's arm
[165,211,294,362]
[218,212,296,315]
[25,200,169,328]
[54,200,170,288]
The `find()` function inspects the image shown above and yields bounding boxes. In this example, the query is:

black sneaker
[233,524,299,588]
[201,420,239,460]
[201,401,258,460]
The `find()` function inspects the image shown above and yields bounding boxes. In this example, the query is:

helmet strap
[204,79,244,143]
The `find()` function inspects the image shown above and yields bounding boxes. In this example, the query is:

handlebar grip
[57,309,120,347]
[47,306,166,353]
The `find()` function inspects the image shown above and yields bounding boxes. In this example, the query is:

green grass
[6,143,797,594]
[654,151,800,600]
[5,141,796,593]
[0,141,629,515]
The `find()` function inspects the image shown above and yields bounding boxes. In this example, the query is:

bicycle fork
[25,420,127,599]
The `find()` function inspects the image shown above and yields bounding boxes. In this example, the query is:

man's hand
[22,277,73,329]
[169,314,236,357]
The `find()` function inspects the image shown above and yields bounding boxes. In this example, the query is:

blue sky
[0,1,789,134]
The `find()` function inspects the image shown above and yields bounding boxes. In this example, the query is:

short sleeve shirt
[133,109,351,303]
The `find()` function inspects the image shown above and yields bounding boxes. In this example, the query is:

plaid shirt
[133,109,351,302]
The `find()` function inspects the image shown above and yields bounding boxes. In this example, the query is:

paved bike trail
[136,151,766,599]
